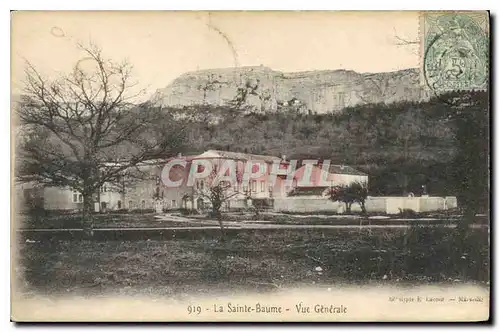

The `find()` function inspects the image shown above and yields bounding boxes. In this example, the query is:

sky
[11,11,420,98]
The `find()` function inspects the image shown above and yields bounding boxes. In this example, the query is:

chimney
[177,152,182,158]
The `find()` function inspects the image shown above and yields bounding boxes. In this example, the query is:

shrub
[208,211,222,219]
[398,208,420,218]
[129,208,155,214]
[252,199,274,210]
[178,208,199,216]
[110,209,129,214]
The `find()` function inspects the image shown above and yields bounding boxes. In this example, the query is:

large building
[161,150,369,211]
[160,150,290,211]
[15,160,166,213]
[14,150,368,213]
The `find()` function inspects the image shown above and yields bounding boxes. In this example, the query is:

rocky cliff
[151,66,429,113]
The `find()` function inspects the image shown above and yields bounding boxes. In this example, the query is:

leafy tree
[327,182,368,214]
[391,107,424,194]
[444,91,489,236]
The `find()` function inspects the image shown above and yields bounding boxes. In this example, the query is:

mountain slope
[151,66,429,113]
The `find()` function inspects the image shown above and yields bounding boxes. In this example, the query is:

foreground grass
[17,211,488,230]
[18,213,183,229]
[15,227,489,297]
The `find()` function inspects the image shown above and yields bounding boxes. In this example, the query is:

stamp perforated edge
[418,10,490,93]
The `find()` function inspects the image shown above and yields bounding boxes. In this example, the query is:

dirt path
[16,213,488,233]
[17,223,488,233]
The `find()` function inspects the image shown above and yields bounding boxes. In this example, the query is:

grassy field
[16,210,488,230]
[15,226,490,297]
[17,212,192,229]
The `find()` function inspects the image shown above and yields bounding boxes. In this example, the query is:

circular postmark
[423,14,488,95]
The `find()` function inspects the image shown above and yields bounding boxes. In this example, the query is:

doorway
[197,198,205,210]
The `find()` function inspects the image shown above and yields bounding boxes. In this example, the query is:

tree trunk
[456,206,475,242]
[96,189,101,213]
[217,215,226,242]
[403,137,409,195]
[82,193,94,237]
[360,201,367,215]
[345,203,352,214]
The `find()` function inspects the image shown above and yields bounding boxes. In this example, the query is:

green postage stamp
[421,11,489,94]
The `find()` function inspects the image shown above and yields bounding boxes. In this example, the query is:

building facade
[159,150,369,211]
[15,150,369,213]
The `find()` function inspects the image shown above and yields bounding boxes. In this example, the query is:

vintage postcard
[10,11,490,322]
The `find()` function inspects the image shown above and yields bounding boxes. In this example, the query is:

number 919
[187,305,202,315]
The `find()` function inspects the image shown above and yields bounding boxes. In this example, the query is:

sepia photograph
[10,10,490,322]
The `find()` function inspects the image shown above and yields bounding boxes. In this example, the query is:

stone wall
[274,196,347,213]
[43,187,80,211]
[273,196,458,214]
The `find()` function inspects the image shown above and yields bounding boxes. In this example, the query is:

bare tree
[15,43,183,235]
[194,160,249,238]
[392,28,419,56]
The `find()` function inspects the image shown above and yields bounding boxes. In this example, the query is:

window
[72,190,83,203]
[251,180,257,192]
[117,200,122,209]
[129,200,133,209]
[172,200,176,208]
[200,180,204,190]
[260,181,265,192]
[141,200,146,209]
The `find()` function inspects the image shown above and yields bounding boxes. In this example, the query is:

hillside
[151,66,430,113]
[174,90,489,209]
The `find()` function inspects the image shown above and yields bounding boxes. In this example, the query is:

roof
[326,164,367,176]
[293,164,367,186]
[195,150,283,163]
[101,158,169,168]
[288,186,329,196]
[164,154,200,162]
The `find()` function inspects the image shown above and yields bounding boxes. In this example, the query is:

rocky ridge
[151,66,429,113]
